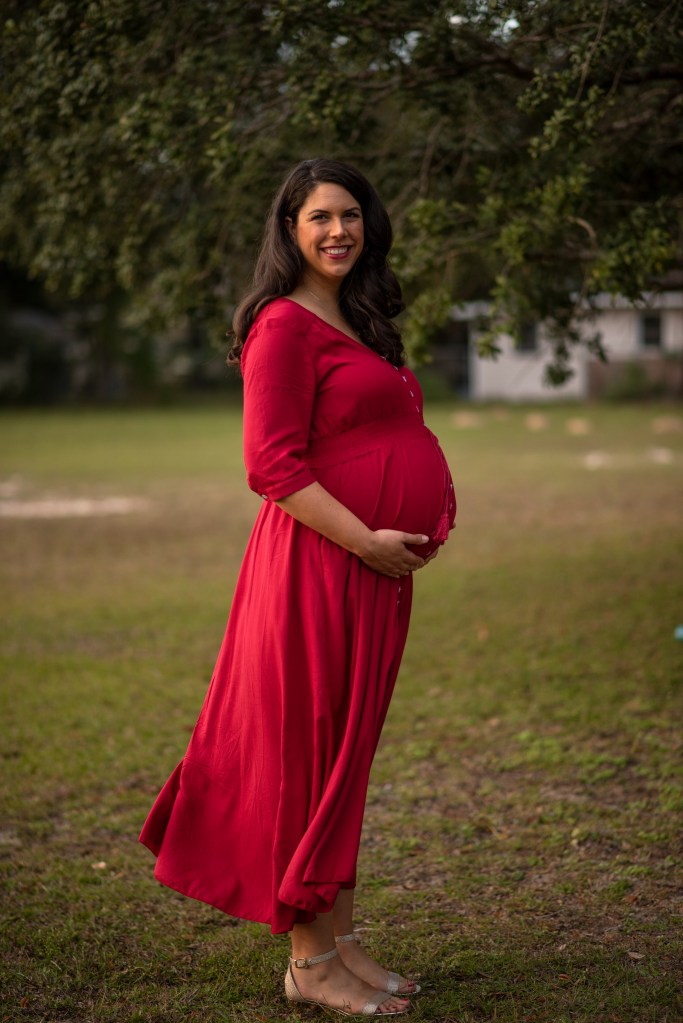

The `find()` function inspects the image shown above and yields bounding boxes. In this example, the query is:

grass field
[1,401,682,1023]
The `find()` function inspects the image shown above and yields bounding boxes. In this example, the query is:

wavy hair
[229,159,405,366]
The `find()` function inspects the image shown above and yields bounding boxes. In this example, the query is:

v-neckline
[281,297,373,351]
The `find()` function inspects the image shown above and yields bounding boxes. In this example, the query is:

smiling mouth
[321,246,351,256]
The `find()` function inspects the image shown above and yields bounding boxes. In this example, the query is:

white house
[431,291,683,401]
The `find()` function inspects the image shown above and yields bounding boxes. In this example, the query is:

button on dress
[139,298,456,934]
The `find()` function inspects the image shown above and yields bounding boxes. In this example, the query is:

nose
[328,217,347,238]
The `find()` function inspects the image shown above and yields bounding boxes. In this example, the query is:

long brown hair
[229,159,405,366]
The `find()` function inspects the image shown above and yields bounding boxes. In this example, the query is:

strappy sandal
[284,947,410,1017]
[335,933,422,996]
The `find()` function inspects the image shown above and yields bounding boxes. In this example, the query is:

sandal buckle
[292,957,309,969]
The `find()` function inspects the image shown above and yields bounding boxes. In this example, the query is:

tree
[1,0,681,383]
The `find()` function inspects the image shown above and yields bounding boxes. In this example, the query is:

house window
[641,313,662,348]
[430,319,470,396]
[517,322,538,352]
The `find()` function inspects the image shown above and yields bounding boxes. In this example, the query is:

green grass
[1,401,682,1022]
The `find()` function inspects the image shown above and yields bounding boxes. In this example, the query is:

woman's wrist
[349,526,376,561]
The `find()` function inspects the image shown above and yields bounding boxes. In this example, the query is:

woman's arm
[276,482,429,578]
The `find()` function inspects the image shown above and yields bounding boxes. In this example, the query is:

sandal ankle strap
[335,932,361,945]
[290,947,338,969]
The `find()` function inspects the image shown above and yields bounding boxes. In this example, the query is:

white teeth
[323,247,349,255]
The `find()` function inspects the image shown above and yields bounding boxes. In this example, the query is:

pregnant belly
[310,425,456,558]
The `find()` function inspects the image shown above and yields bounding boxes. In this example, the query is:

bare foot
[335,937,419,995]
[288,954,410,1015]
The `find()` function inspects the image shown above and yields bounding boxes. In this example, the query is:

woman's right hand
[275,483,433,578]
[360,530,429,578]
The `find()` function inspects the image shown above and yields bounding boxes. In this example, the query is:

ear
[284,216,296,242]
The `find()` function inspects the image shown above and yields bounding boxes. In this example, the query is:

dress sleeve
[241,309,318,501]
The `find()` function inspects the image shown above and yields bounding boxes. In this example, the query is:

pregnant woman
[140,158,456,1017]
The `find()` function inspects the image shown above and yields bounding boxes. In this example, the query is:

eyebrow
[305,206,362,216]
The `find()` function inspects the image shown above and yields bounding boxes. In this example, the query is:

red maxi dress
[139,298,456,934]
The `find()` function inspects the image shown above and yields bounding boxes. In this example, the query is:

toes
[398,980,417,994]
[380,995,410,1013]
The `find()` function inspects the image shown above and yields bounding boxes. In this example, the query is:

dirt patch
[0,496,151,518]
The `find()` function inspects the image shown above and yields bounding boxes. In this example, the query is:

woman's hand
[360,530,430,578]
[275,483,440,579]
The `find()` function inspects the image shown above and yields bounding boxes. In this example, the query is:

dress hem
[141,840,356,935]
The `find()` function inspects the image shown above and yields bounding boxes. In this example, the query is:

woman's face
[286,182,364,286]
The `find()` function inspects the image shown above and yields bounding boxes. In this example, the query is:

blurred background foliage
[0,0,681,401]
